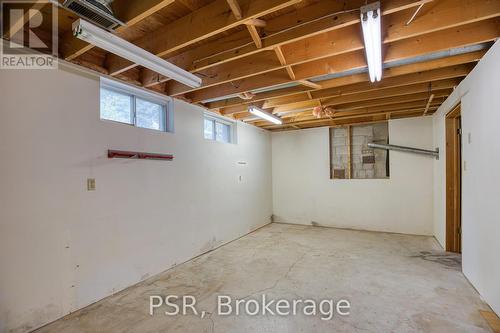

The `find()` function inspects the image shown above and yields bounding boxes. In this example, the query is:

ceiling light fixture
[248,106,282,125]
[72,19,202,88]
[360,2,382,82]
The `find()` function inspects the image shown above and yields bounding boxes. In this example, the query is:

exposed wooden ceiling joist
[220,63,472,115]
[18,0,498,131]
[61,0,176,60]
[163,0,499,96]
[206,49,485,110]
[104,0,302,76]
[139,0,432,87]
[255,105,441,128]
[186,17,498,103]
[244,81,453,126]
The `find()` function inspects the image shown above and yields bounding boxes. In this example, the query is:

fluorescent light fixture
[248,106,282,125]
[72,19,202,88]
[360,2,382,82]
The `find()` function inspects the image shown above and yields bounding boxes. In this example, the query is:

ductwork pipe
[367,143,439,159]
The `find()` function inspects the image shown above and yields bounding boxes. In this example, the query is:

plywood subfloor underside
[36,224,493,332]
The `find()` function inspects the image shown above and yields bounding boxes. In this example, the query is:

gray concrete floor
[36,223,492,332]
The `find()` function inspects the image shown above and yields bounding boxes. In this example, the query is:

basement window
[203,113,235,143]
[100,78,172,132]
[330,122,390,179]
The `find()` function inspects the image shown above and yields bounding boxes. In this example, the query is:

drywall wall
[272,117,434,235]
[432,40,500,316]
[0,65,272,332]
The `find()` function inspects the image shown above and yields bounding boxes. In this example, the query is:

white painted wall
[272,117,435,235]
[0,66,272,333]
[432,40,500,316]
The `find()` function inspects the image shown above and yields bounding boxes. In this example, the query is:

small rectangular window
[100,88,133,125]
[203,113,234,143]
[100,78,171,132]
[136,98,166,131]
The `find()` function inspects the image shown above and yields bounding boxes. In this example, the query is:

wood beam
[255,106,440,127]
[225,0,264,50]
[105,0,302,75]
[319,79,459,108]
[274,64,470,107]
[61,0,176,60]
[191,0,432,70]
[268,80,456,114]
[207,50,484,110]
[261,101,444,129]
[423,94,435,115]
[246,24,263,48]
[281,101,443,119]
[244,18,267,27]
[225,0,243,19]
[283,0,499,64]
[141,0,430,87]
[329,89,451,111]
[164,0,499,96]
[274,46,287,65]
[239,99,443,121]
[298,80,322,90]
[249,65,469,113]
[293,18,499,81]
[262,108,438,130]
[187,18,498,103]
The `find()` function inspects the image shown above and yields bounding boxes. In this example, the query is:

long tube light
[72,19,202,88]
[248,106,282,125]
[360,2,382,82]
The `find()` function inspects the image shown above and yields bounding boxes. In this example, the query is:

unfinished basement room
[1,0,500,332]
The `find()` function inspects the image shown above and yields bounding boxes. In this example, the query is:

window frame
[100,77,173,133]
[203,112,236,144]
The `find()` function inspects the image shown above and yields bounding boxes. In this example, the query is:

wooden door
[445,104,462,253]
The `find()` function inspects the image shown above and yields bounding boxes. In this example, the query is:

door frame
[445,103,462,253]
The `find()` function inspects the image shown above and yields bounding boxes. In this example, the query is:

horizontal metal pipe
[368,143,439,159]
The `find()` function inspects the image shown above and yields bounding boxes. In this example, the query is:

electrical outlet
[468,132,472,144]
[87,178,96,191]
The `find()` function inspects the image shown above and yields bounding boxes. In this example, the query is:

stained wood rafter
[61,0,176,60]
[139,0,434,88]
[186,17,499,104]
[105,0,303,76]
[207,49,485,110]
[44,0,500,131]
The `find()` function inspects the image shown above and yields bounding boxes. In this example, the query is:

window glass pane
[100,88,133,124]
[136,98,165,131]
[215,121,230,143]
[204,118,214,139]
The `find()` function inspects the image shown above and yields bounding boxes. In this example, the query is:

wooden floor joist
[162,0,500,97]
[105,0,302,76]
[23,0,499,130]
[207,50,485,110]
[142,0,436,88]
[185,18,498,103]
[61,0,176,60]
